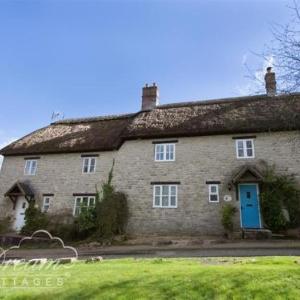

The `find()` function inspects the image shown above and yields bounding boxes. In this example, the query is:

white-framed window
[24,160,37,175]
[155,143,175,161]
[73,196,96,216]
[235,139,255,159]
[42,196,52,213]
[82,157,96,173]
[153,185,178,208]
[209,184,219,203]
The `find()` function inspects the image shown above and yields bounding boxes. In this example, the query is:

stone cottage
[0,69,299,235]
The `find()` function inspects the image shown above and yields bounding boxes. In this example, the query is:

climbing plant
[95,160,129,239]
[260,165,300,232]
[74,160,129,241]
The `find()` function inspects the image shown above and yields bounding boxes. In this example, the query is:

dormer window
[154,143,175,161]
[235,139,255,159]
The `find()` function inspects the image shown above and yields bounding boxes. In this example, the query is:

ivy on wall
[260,165,300,232]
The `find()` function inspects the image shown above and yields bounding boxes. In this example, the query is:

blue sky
[0,0,292,151]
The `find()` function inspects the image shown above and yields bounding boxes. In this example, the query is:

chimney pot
[141,83,159,110]
[264,67,276,96]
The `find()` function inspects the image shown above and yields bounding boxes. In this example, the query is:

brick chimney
[264,67,276,96]
[141,83,159,110]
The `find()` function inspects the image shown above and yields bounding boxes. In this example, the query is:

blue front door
[239,184,261,228]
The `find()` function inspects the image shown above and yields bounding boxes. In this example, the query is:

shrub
[74,207,97,239]
[261,165,300,232]
[21,201,48,235]
[221,204,237,234]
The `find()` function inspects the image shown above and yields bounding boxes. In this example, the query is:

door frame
[238,183,262,229]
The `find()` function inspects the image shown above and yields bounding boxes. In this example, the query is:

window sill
[153,206,178,209]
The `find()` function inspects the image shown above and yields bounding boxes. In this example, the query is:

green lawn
[0,257,300,299]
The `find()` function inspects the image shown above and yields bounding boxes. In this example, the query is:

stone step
[242,229,272,240]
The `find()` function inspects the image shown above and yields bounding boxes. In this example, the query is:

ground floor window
[42,196,53,212]
[73,196,96,216]
[208,184,219,202]
[153,185,177,208]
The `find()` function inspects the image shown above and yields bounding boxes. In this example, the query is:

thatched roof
[1,93,300,156]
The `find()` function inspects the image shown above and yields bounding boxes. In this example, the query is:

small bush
[221,204,237,234]
[74,207,97,239]
[21,201,48,235]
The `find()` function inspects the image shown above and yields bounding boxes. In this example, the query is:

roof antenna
[51,111,65,122]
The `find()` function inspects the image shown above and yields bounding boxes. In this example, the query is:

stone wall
[0,130,299,235]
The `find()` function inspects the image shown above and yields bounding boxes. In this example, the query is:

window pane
[82,197,88,206]
[155,196,160,206]
[89,158,96,172]
[166,151,170,160]
[170,196,176,207]
[237,140,244,149]
[247,148,253,157]
[155,145,164,160]
[170,186,176,196]
[162,196,169,206]
[154,186,161,197]
[166,144,174,160]
[89,197,95,206]
[25,161,30,174]
[31,161,37,173]
[238,149,244,157]
[210,185,217,193]
[246,140,252,148]
[76,198,81,205]
[83,158,89,173]
[162,186,169,196]
[210,195,218,202]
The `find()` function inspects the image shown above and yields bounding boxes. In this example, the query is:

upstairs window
[42,196,52,213]
[24,160,37,175]
[82,157,96,173]
[153,185,177,208]
[236,139,255,159]
[155,143,175,161]
[209,184,219,203]
[73,196,96,216]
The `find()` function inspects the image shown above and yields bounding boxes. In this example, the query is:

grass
[0,257,299,299]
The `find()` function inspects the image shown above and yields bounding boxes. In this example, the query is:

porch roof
[4,181,34,198]
[232,165,264,184]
